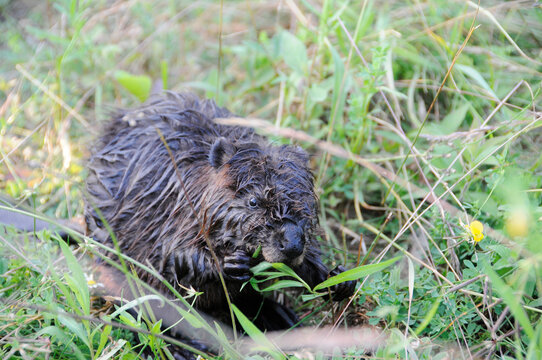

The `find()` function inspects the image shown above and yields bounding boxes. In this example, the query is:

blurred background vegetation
[0,0,541,359]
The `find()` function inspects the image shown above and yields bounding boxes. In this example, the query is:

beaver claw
[329,265,356,301]
[223,249,251,282]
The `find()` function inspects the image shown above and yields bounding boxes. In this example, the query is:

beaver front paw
[223,249,251,282]
[329,265,356,301]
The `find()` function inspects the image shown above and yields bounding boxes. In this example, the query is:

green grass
[1,0,541,359]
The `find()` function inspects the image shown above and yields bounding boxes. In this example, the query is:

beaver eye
[248,197,258,208]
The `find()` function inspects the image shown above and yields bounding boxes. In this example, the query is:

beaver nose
[278,221,305,259]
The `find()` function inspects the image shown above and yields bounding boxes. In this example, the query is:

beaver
[84,92,355,333]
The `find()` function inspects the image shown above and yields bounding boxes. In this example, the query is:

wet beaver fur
[85,92,355,337]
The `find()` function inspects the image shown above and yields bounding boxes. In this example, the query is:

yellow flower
[468,220,484,243]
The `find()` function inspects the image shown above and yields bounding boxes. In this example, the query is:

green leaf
[150,319,163,334]
[278,31,308,74]
[301,293,325,301]
[260,280,306,292]
[251,262,310,290]
[110,295,164,318]
[57,239,90,315]
[424,103,469,135]
[95,324,112,356]
[34,326,86,360]
[483,260,535,340]
[252,244,262,258]
[231,304,278,355]
[313,256,401,291]
[99,339,127,359]
[526,321,542,360]
[250,272,288,282]
[308,83,329,103]
[57,312,90,348]
[407,257,415,325]
[114,70,152,102]
[160,60,168,90]
[455,64,497,98]
[328,44,348,129]
[472,135,508,166]
[119,311,139,329]
[414,296,442,335]
[214,321,241,359]
[250,261,274,274]
[269,262,303,281]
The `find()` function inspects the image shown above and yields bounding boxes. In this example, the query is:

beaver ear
[209,137,236,168]
[293,145,310,164]
[281,145,310,165]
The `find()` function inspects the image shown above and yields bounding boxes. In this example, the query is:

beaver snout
[277,221,305,259]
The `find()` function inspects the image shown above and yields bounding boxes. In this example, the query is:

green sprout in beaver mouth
[252,244,262,258]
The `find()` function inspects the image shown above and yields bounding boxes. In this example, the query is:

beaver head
[207,137,319,266]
